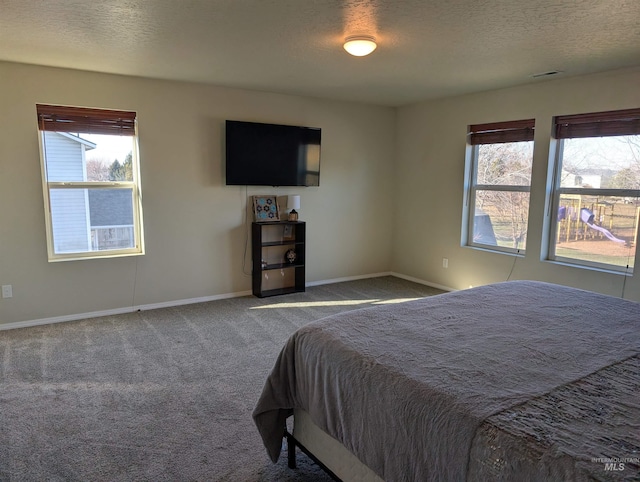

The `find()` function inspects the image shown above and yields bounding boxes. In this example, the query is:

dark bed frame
[285,430,342,481]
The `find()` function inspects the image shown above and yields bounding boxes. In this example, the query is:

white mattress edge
[293,408,384,482]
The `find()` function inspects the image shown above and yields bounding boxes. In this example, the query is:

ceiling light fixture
[343,35,377,57]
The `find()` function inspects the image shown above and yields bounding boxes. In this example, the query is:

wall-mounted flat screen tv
[225,120,321,186]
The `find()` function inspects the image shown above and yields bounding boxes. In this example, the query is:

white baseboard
[133,290,253,311]
[0,272,450,331]
[305,271,392,287]
[389,272,456,292]
[0,290,252,331]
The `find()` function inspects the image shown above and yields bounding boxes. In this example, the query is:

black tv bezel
[224,120,321,187]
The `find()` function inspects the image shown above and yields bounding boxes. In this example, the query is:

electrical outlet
[2,285,12,298]
[442,258,449,269]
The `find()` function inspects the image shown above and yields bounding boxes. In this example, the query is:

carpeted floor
[0,276,443,481]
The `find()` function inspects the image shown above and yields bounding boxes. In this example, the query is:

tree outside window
[466,119,535,253]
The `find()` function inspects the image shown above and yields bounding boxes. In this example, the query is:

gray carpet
[0,276,443,481]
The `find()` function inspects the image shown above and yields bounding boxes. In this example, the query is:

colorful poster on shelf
[253,195,280,221]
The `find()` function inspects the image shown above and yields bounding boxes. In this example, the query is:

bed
[253,281,640,481]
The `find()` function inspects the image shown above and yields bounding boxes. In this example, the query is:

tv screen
[225,120,321,186]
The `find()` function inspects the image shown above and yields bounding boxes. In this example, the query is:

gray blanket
[253,281,640,481]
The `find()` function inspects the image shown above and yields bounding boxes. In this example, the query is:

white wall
[0,61,396,325]
[393,67,640,301]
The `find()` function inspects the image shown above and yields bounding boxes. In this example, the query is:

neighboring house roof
[88,190,133,227]
[57,132,97,150]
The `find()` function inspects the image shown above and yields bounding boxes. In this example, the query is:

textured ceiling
[1,0,639,106]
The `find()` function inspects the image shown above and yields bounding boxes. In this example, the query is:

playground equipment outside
[555,195,638,269]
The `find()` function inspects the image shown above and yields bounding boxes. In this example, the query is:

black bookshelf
[252,221,305,298]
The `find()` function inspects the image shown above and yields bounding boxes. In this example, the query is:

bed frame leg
[284,430,342,481]
[286,431,296,469]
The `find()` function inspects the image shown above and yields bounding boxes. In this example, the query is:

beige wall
[2,62,639,326]
[0,61,396,325]
[393,67,640,301]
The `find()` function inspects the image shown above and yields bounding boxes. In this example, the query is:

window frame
[464,119,535,255]
[548,108,640,272]
[37,104,145,262]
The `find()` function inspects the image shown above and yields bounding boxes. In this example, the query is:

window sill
[48,249,145,263]
[543,259,633,276]
[464,244,525,257]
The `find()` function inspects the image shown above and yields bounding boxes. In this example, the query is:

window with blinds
[36,104,144,261]
[464,119,535,253]
[549,108,640,271]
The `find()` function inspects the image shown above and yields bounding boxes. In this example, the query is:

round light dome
[343,36,377,57]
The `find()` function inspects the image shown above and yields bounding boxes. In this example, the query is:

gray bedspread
[253,281,640,481]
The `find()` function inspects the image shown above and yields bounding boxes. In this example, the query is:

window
[37,104,144,261]
[464,119,535,253]
[549,108,640,272]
